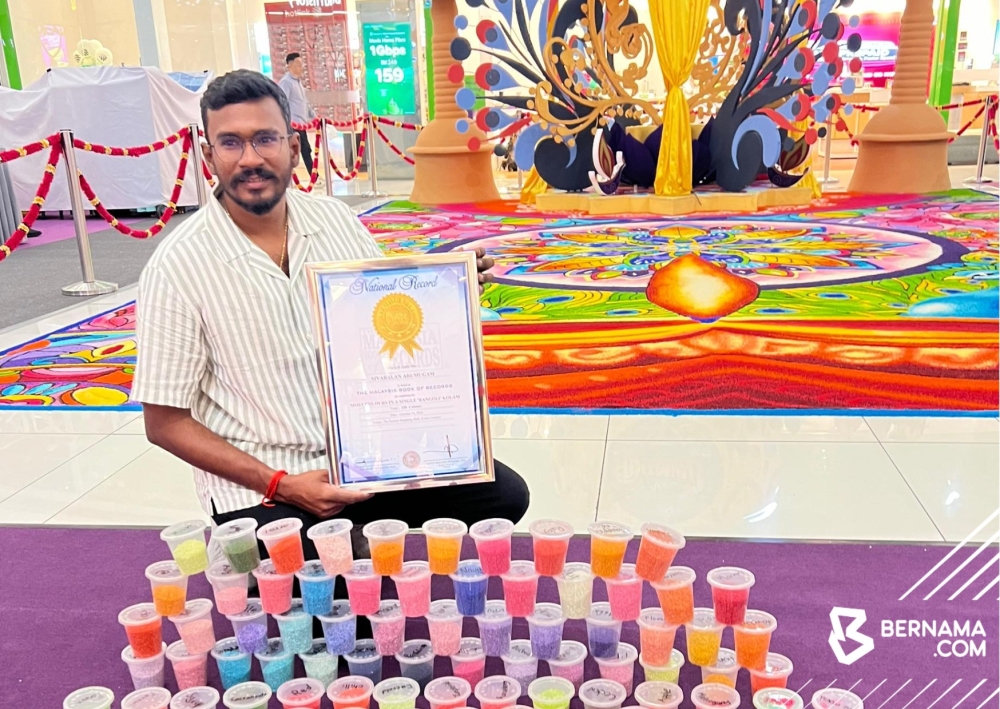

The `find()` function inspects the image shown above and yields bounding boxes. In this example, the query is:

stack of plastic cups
[640,648,684,684]
[63,687,115,709]
[701,648,740,688]
[706,567,755,626]
[307,519,354,576]
[318,600,357,655]
[396,639,435,690]
[595,642,638,695]
[296,560,335,616]
[652,567,696,626]
[586,603,622,659]
[372,678,421,709]
[634,524,685,583]
[605,564,642,622]
[451,560,488,616]
[500,560,538,617]
[587,522,633,579]
[213,519,261,574]
[469,518,514,575]
[637,608,678,666]
[345,639,383,684]
[369,600,406,656]
[166,639,208,690]
[119,603,163,661]
[477,599,513,656]
[276,678,325,709]
[274,599,312,654]
[424,677,472,709]
[474,676,521,709]
[556,563,594,619]
[299,639,338,687]
[689,684,740,709]
[212,637,252,689]
[169,599,216,655]
[811,689,864,709]
[500,640,537,695]
[227,599,268,655]
[734,610,777,671]
[363,520,408,576]
[252,559,294,615]
[753,688,803,709]
[327,677,375,709]
[222,681,272,709]
[547,640,588,690]
[421,518,467,576]
[145,561,188,617]
[579,680,627,709]
[169,687,219,709]
[257,519,305,574]
[528,520,573,576]
[450,637,487,686]
[529,677,576,709]
[748,653,794,694]
[121,688,172,709]
[207,562,250,616]
[344,560,381,616]
[160,520,209,576]
[633,682,683,709]
[426,600,463,656]
[685,608,724,667]
[256,638,294,691]
[121,643,166,690]
[527,602,565,660]
[392,561,432,617]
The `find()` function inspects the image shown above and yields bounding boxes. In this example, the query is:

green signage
[362,23,416,116]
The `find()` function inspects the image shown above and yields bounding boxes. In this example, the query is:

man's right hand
[273,469,373,518]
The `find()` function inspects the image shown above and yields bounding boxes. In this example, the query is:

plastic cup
[346,640,383,684]
[161,520,209,575]
[255,638,294,691]
[145,561,188,617]
[277,678,325,709]
[121,643,166,690]
[637,608,678,666]
[754,688,803,709]
[652,566,695,626]
[810,689,864,709]
[344,560,382,616]
[169,598,216,654]
[579,679,627,709]
[587,522,633,579]
[318,599,357,655]
[299,639,339,687]
[212,637,252,690]
[119,603,163,659]
[500,640,537,694]
[700,647,739,688]
[373,677,421,709]
[476,599,512,657]
[257,518,305,575]
[605,563,642,621]
[392,561,432,617]
[363,520,408,576]
[469,518,514,575]
[685,608,724,667]
[634,682,683,709]
[475,675,521,709]
[639,649,684,684]
[63,687,115,709]
[586,602,623,660]
[706,567,756,626]
[450,559,488,616]
[327,676,375,709]
[166,639,209,690]
[690,684,741,709]
[307,518,355,576]
[548,640,588,690]
[369,599,406,656]
[274,599,312,654]
[396,639,435,690]
[734,610,777,671]
[527,602,564,660]
[595,642,638,695]
[450,637,486,686]
[529,677,576,709]
[425,677,472,709]
[556,562,593,619]
[500,560,538,617]
[206,562,250,616]
[426,599,463,656]
[226,599,268,655]
[296,560,335,616]
[422,518,467,575]
[252,559,294,615]
[748,653,794,695]
[634,524,684,583]
[122,687,172,709]
[529,519,573,576]
[222,682,272,709]
[169,687,220,709]
[213,518,261,574]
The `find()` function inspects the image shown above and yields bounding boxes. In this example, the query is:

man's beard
[225,166,291,215]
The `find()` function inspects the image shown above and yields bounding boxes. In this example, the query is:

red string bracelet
[262,470,288,508]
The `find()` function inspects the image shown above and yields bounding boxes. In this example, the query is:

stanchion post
[362,114,387,198]
[816,115,840,187]
[320,118,335,197]
[60,129,118,297]
[964,95,995,186]
[189,123,208,208]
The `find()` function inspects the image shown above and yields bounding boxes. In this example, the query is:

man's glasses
[209,132,292,162]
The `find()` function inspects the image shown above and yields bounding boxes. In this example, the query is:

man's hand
[473,247,495,294]
[274,470,373,518]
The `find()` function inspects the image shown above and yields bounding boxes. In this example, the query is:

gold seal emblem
[373,294,424,358]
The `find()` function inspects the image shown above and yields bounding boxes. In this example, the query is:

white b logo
[828,607,875,665]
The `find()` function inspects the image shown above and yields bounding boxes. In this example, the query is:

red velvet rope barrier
[329,126,368,181]
[291,131,324,192]
[373,115,423,131]
[73,127,191,157]
[0,142,62,262]
[951,103,988,141]
[0,134,61,165]
[848,95,996,114]
[372,123,415,165]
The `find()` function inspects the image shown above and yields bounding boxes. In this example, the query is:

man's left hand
[474,247,494,294]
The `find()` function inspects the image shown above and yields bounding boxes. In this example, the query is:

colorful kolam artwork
[1,190,996,412]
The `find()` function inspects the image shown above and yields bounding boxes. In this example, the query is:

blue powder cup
[586,603,623,660]
[527,603,565,660]
[450,560,488,616]
[318,599,357,655]
[345,639,383,684]
[211,637,251,690]
[296,560,335,616]
[273,598,312,655]
[254,638,294,692]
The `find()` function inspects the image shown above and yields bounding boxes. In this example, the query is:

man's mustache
[231,167,277,186]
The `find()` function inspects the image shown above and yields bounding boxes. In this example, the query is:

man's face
[289,57,304,78]
[203,97,300,216]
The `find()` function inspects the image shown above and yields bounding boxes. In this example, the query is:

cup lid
[166,639,206,661]
[122,687,172,709]
[296,560,332,581]
[363,519,408,539]
[501,560,537,580]
[595,642,638,666]
[257,517,303,540]
[754,688,804,709]
[559,562,593,582]
[811,689,864,709]
[396,639,433,664]
[452,637,484,659]
[705,647,738,672]
[548,640,588,666]
[634,682,683,709]
[306,518,353,540]
[422,518,467,537]
[450,559,486,581]
[213,517,258,541]
[318,600,354,623]
[211,637,247,660]
[428,599,461,620]
[587,521,633,540]
[529,602,563,625]
[579,679,627,708]
[528,677,575,702]
[477,599,510,623]
[225,599,263,621]
[121,643,166,663]
[749,652,794,678]
[276,678,325,706]
[690,684,740,709]
[529,519,573,539]
[373,678,421,705]
[688,607,724,630]
[255,638,290,660]
[63,687,115,709]
[344,559,376,579]
[328,676,375,702]
[427,677,472,703]
[345,639,379,660]
[222,682,272,709]
[299,639,329,659]
[469,517,514,540]
[651,566,696,591]
[206,561,243,583]
[588,602,617,625]
[706,566,755,590]
[741,610,778,634]
[370,599,402,621]
[168,597,214,623]
[473,675,520,701]
[609,563,639,585]
[145,561,184,583]
[118,603,160,627]
[169,687,220,709]
[502,639,534,663]
[252,558,292,578]
[274,598,307,621]
[637,607,668,628]
[639,523,685,550]
[161,519,207,542]
[391,560,430,581]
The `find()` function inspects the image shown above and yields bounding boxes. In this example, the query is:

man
[277,53,314,175]
[133,70,528,555]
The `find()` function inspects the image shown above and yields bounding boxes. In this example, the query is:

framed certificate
[306,252,494,492]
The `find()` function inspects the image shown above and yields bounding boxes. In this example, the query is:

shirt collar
[206,186,321,266]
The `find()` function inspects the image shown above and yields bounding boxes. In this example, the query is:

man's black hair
[286,52,301,64]
[200,69,292,136]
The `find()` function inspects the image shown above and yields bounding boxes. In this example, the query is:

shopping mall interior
[0,0,998,708]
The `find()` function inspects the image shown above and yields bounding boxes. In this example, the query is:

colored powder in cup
[502,578,537,618]
[267,535,305,574]
[587,627,620,659]
[428,619,462,656]
[172,539,209,575]
[376,699,416,709]
[734,628,771,670]
[426,536,461,575]
[712,588,750,625]
[372,617,405,655]
[400,660,433,690]
[303,653,339,686]
[301,577,335,616]
[152,585,186,616]
[529,624,562,660]
[315,534,353,576]
[703,673,736,688]
[214,586,249,616]
[323,617,357,655]
[475,537,511,575]
[126,620,163,659]
[453,578,487,616]
[235,623,269,654]
[533,538,569,576]
[643,664,680,683]
[452,658,486,686]
[347,576,381,616]
[172,656,207,690]
[396,577,431,618]
[599,663,634,695]
[126,659,164,690]
[178,619,216,654]
[346,657,382,683]
[590,538,626,579]
[278,614,313,654]
[332,684,373,709]
[503,661,537,690]
[533,688,571,709]
[259,575,294,615]
[656,586,694,626]
[550,661,583,690]
[262,655,294,691]
[224,539,261,574]
[750,673,788,695]
[557,579,592,620]
[607,581,641,622]
[686,628,721,666]
[635,538,678,582]
[479,619,512,656]
[371,540,404,576]
[216,652,252,689]
[639,625,676,666]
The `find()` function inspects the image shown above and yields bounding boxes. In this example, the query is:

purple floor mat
[0,528,995,708]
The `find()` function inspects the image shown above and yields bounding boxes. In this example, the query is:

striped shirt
[132,188,383,514]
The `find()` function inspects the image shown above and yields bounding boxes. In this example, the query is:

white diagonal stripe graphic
[862,679,887,703]
[973,688,999,709]
[951,679,986,709]
[797,679,814,694]
[926,680,962,709]
[825,679,839,689]
[876,680,912,709]
[845,679,864,694]
[948,553,1000,601]
[900,508,999,600]
[899,680,935,709]
[972,575,999,601]
[925,530,1000,600]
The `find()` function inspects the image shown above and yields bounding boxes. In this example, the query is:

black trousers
[296,129,314,175]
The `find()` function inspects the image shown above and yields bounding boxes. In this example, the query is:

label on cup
[299,560,328,578]
[329,600,352,618]
[347,560,375,578]
[301,641,328,658]
[707,567,754,588]
[742,610,777,632]
[379,680,417,697]
[589,604,614,621]
[348,642,379,659]
[424,518,465,536]
[483,601,509,619]
[430,679,468,699]
[428,600,459,619]
[400,641,432,660]
[337,680,371,694]
[259,638,286,658]
[707,648,736,670]
[555,642,586,663]
[504,561,536,579]
[148,562,182,579]
[276,600,306,619]
[561,564,592,582]
[227,685,270,702]
[505,641,532,660]
[456,638,484,657]
[480,678,519,699]
[612,564,639,583]
[454,560,485,578]
[260,518,300,536]
[690,684,739,708]
[365,519,406,537]
[164,519,204,537]
[639,608,665,626]
[395,562,429,580]
[589,522,631,538]
[581,681,625,704]
[373,601,402,619]
[811,689,863,709]
[531,604,562,622]
[531,519,572,537]
[230,599,264,619]
[471,518,513,538]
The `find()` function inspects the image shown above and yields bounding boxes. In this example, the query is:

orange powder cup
[364,520,408,576]
[145,561,188,617]
[257,518,305,575]
[587,522,633,579]
[651,566,695,626]
[422,519,467,575]
[734,610,777,671]
[634,524,685,583]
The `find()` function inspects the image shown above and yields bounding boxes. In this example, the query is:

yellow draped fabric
[519,166,549,204]
[649,0,711,196]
